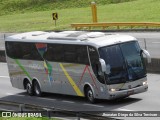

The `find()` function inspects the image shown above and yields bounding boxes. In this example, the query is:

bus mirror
[99,58,106,72]
[99,58,110,74]
[142,49,151,63]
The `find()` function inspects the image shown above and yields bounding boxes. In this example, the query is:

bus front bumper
[108,85,148,100]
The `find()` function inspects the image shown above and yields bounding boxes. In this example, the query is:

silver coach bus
[5,31,151,103]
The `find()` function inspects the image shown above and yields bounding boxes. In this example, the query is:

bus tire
[33,81,42,97]
[85,87,96,103]
[25,82,33,96]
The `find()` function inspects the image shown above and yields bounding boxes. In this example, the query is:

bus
[5,31,151,103]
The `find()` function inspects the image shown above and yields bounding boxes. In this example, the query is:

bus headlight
[110,88,116,92]
[143,81,148,86]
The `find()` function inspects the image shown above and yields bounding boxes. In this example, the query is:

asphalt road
[0,32,160,58]
[0,63,160,120]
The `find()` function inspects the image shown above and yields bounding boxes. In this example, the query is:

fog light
[143,81,148,86]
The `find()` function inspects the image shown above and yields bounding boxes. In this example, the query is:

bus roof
[6,31,137,48]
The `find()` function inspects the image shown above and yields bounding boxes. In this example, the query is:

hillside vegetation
[0,0,160,32]
[0,0,134,16]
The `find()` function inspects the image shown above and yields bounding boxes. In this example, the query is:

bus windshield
[99,41,146,84]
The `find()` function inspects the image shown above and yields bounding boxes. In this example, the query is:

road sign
[52,13,58,20]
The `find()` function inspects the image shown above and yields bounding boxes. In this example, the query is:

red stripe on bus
[78,65,99,91]
[87,66,99,91]
[78,65,88,86]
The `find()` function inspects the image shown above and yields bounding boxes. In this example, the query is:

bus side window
[6,42,23,59]
[44,44,64,62]
[44,44,89,65]
[53,45,64,62]
[22,43,32,59]
[64,45,76,63]
[76,46,89,65]
[22,43,42,61]
[43,47,53,61]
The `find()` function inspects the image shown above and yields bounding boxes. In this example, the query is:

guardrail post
[47,110,51,119]
[19,104,24,113]
[76,112,80,120]
[91,2,98,23]
[43,108,51,119]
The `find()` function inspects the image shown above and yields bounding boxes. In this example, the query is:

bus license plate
[127,90,134,95]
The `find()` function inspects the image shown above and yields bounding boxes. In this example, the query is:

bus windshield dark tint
[120,42,146,80]
[99,45,127,84]
[99,41,146,84]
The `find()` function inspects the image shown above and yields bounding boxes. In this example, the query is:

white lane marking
[0,76,9,78]
[35,97,56,101]
[62,100,75,104]
[6,93,14,95]
[0,108,13,111]
[152,42,160,44]
[0,63,7,65]
[117,108,134,111]
[10,94,27,97]
[83,103,104,108]
[54,117,76,120]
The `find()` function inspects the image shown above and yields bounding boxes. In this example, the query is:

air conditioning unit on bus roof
[77,32,111,41]
[47,36,78,41]
[31,31,47,36]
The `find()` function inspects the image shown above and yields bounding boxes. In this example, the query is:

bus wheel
[26,82,33,96]
[33,81,42,97]
[86,87,96,103]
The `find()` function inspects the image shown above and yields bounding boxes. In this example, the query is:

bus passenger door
[88,46,108,97]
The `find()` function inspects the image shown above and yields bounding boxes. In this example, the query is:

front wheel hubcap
[88,90,93,101]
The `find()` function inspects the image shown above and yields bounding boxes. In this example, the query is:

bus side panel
[24,60,50,92]
[58,63,106,98]
[58,63,85,96]
[6,57,24,89]
[14,60,61,94]
[44,61,62,94]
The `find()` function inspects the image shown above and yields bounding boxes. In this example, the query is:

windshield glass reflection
[120,42,146,80]
[99,41,146,84]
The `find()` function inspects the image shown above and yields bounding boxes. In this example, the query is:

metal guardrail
[71,22,160,30]
[0,100,118,120]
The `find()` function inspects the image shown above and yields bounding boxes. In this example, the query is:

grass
[0,0,134,16]
[0,0,160,32]
[0,117,58,120]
